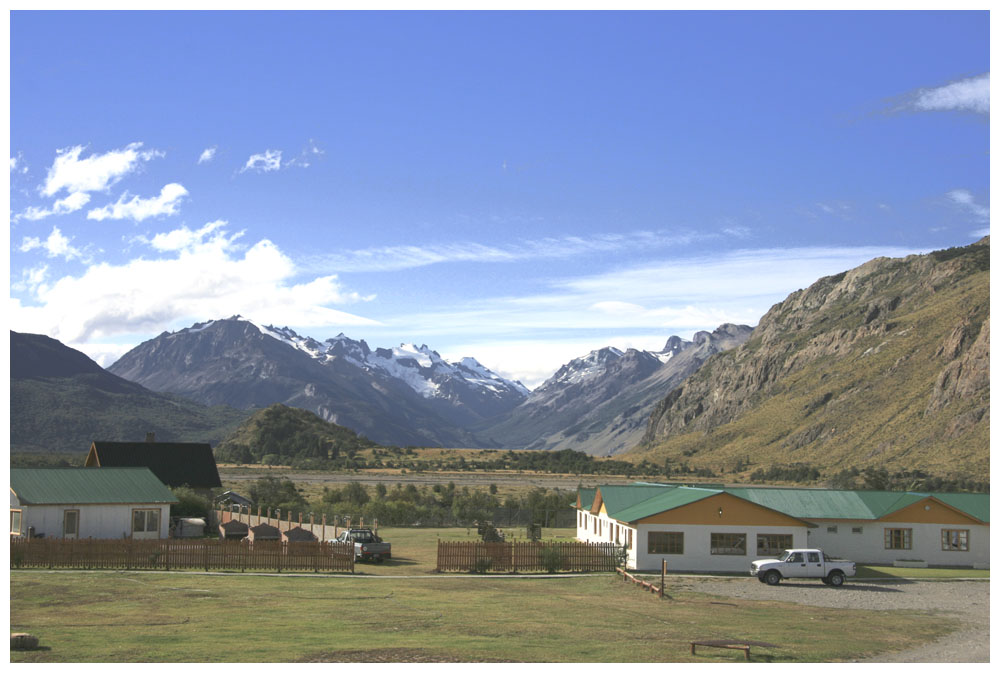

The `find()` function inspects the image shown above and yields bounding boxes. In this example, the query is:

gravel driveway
[676,577,989,662]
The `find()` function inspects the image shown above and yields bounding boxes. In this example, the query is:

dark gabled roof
[11,468,178,505]
[88,441,222,488]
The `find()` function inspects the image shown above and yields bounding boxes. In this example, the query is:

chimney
[145,432,156,443]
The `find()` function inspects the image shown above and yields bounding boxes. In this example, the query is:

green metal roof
[580,483,989,525]
[611,485,721,524]
[11,468,179,505]
[577,487,596,510]
[922,492,989,523]
[594,484,676,517]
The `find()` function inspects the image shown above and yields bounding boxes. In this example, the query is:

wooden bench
[690,639,779,661]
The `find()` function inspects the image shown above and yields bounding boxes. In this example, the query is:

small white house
[10,467,179,540]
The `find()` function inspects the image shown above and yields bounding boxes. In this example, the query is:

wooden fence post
[661,559,667,598]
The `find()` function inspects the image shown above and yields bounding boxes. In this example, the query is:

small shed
[248,523,281,542]
[174,517,206,538]
[283,526,318,542]
[219,519,249,539]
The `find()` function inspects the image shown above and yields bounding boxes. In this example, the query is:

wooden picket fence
[436,540,620,573]
[10,537,355,573]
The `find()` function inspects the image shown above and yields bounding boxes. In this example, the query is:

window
[884,528,912,550]
[807,552,820,563]
[63,510,79,537]
[10,510,22,536]
[941,529,969,552]
[852,527,863,534]
[132,509,160,534]
[648,531,683,554]
[827,525,838,534]
[710,533,746,555]
[756,534,793,556]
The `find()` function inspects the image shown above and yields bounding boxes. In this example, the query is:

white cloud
[41,142,163,197]
[9,222,379,345]
[87,183,189,222]
[241,150,283,173]
[304,230,707,273]
[148,220,228,252]
[198,147,217,164]
[946,189,990,222]
[911,73,989,114]
[10,153,28,174]
[16,191,93,221]
[11,265,50,295]
[19,226,87,261]
[286,139,325,168]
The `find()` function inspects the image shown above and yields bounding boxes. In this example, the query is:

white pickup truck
[750,549,856,587]
[336,528,391,563]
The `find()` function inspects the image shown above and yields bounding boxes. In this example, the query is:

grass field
[9,526,969,662]
[10,570,951,663]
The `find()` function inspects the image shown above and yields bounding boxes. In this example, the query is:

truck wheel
[821,576,831,585]
[765,570,781,586]
[828,571,845,587]
[757,574,767,583]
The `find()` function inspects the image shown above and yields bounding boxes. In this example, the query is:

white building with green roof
[576,483,988,572]
[10,468,179,540]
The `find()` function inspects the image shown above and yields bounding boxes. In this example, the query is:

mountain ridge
[627,237,990,480]
[107,317,526,447]
[475,323,753,455]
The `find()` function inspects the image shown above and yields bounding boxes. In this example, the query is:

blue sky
[7,10,990,388]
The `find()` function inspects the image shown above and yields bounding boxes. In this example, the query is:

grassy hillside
[626,240,989,486]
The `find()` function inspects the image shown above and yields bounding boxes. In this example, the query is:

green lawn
[11,570,951,663]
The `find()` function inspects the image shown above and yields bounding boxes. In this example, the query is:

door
[63,510,79,539]
[785,551,807,577]
[805,551,825,577]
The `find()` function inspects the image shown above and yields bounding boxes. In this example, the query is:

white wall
[632,523,808,572]
[575,509,807,572]
[12,501,171,540]
[806,521,989,567]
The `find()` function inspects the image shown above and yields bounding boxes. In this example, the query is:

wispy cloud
[40,142,163,197]
[304,230,709,273]
[10,152,28,175]
[241,149,283,173]
[87,183,189,222]
[379,245,927,388]
[198,146,217,164]
[19,226,89,262]
[946,189,989,222]
[946,189,990,238]
[899,73,990,114]
[17,191,93,221]
[9,222,379,346]
[240,141,323,173]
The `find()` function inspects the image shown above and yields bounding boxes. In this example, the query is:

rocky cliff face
[635,238,989,478]
[476,323,752,455]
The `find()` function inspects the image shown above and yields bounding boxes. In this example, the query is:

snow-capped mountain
[107,316,527,447]
[474,324,753,455]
